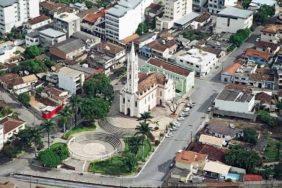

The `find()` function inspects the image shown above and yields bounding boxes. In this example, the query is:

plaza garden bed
[264,138,281,162]
[38,143,69,168]
[62,121,96,140]
[89,138,152,175]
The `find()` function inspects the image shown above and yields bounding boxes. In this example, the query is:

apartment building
[105,0,153,41]
[215,7,253,34]
[0,0,40,34]
[54,12,80,37]
[260,24,282,44]
[208,0,237,14]
[156,0,192,30]
[58,67,85,94]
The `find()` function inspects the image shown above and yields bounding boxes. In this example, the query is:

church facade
[120,44,175,117]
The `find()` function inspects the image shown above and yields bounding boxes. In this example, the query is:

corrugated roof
[218,7,253,19]
[199,134,225,147]
[203,161,231,176]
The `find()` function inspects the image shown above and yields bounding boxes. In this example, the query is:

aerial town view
[0,0,281,187]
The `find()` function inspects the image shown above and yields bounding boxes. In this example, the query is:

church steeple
[126,43,139,94]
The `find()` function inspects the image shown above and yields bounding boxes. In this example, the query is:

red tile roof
[190,142,226,162]
[245,48,270,61]
[83,9,106,24]
[28,15,50,25]
[0,117,25,134]
[147,58,190,76]
[138,73,167,94]
[255,92,272,104]
[148,39,177,52]
[175,150,207,164]
[256,41,280,52]
[223,61,242,75]
[244,174,263,181]
[261,24,282,34]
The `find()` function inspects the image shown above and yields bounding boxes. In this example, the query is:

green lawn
[136,139,152,161]
[62,123,96,140]
[264,139,281,162]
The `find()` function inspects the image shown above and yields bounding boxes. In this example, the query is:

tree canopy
[254,5,275,23]
[24,46,42,59]
[229,28,251,47]
[257,110,277,127]
[18,93,30,106]
[242,0,252,9]
[12,60,47,74]
[80,97,110,121]
[242,128,258,144]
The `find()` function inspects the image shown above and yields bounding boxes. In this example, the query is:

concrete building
[249,0,279,15]
[140,57,194,94]
[193,0,208,11]
[156,0,192,30]
[105,0,153,41]
[119,44,175,117]
[208,0,237,14]
[39,28,67,47]
[199,134,227,148]
[0,41,23,63]
[0,117,26,144]
[54,12,81,37]
[260,24,282,44]
[24,15,52,32]
[0,0,40,34]
[174,48,218,77]
[214,88,255,115]
[58,67,85,94]
[215,7,253,34]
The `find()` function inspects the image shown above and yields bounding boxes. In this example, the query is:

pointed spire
[130,42,135,60]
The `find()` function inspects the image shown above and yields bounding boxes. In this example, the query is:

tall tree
[58,106,72,133]
[135,121,153,139]
[69,95,81,127]
[242,0,251,9]
[41,119,56,148]
[138,112,153,123]
[24,45,42,59]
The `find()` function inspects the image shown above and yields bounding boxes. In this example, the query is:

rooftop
[216,89,254,102]
[261,24,282,34]
[28,15,50,25]
[138,73,167,94]
[175,150,207,164]
[95,42,125,56]
[52,38,85,54]
[175,12,200,26]
[190,142,226,162]
[55,12,80,22]
[148,39,177,52]
[199,134,226,147]
[58,67,84,78]
[177,48,217,65]
[83,9,106,24]
[244,48,270,61]
[0,0,16,7]
[203,161,231,176]
[255,92,272,104]
[256,41,280,52]
[0,117,25,134]
[206,119,242,137]
[222,61,242,75]
[218,7,253,19]
[107,0,142,17]
[147,57,191,77]
[194,12,211,23]
[39,28,66,38]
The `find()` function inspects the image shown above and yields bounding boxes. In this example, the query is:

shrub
[229,28,251,47]
[257,110,277,127]
[155,140,160,146]
[242,128,258,144]
[18,93,30,106]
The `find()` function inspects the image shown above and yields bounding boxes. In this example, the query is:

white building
[208,0,237,14]
[249,0,279,15]
[215,7,253,34]
[174,48,218,77]
[58,67,85,95]
[156,0,192,30]
[0,125,3,150]
[24,15,52,32]
[119,44,175,117]
[214,88,255,114]
[54,12,80,37]
[260,24,282,44]
[0,0,40,34]
[105,0,153,41]
[193,0,208,11]
[39,28,67,47]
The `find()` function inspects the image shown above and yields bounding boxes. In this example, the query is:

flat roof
[216,89,254,102]
[58,67,83,77]
[0,0,16,7]
[178,48,217,66]
[218,7,253,19]
[55,12,80,22]
[175,12,200,26]
[107,0,142,17]
[204,161,231,176]
[39,28,66,38]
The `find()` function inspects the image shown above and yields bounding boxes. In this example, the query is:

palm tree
[69,95,81,127]
[30,128,43,157]
[58,106,72,133]
[138,112,153,123]
[135,121,153,159]
[41,119,56,148]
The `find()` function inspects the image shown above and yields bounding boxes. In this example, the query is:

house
[39,28,67,47]
[215,7,253,34]
[140,39,178,59]
[0,41,24,64]
[203,161,231,179]
[0,117,26,145]
[25,31,40,47]
[255,92,273,110]
[89,42,126,75]
[69,64,103,79]
[156,0,192,30]
[199,134,227,148]
[221,60,243,83]
[174,48,219,77]
[170,167,193,183]
[54,12,81,37]
[243,48,271,65]
[191,12,211,30]
[40,1,77,17]
[175,150,207,174]
[105,0,153,41]
[41,86,70,106]
[208,0,237,14]
[248,68,276,89]
[140,57,195,94]
[80,9,106,39]
[205,119,243,141]
[50,38,86,61]
[214,88,256,120]
[260,24,282,44]
[134,32,158,50]
[72,31,101,49]
[145,3,164,23]
[0,0,40,34]
[58,67,85,94]
[120,44,175,117]
[24,15,52,32]
[0,74,38,95]
[255,41,280,55]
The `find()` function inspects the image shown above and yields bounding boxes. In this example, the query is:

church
[120,44,175,117]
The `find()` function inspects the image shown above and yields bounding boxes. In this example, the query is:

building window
[135,101,137,107]
[227,18,230,27]
[160,91,162,96]
[123,98,125,103]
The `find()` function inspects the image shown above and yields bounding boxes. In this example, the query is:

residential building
[72,31,101,49]
[174,48,218,77]
[203,161,231,179]
[199,134,227,148]
[140,57,195,94]
[215,7,253,34]
[80,9,106,39]
[214,88,256,119]
[39,28,67,47]
[24,15,52,32]
[89,42,126,75]
[191,12,211,30]
[54,12,81,37]
[119,44,175,117]
[145,3,164,22]
[175,150,208,172]
[156,0,192,30]
[40,1,77,17]
[0,117,26,143]
[260,24,282,44]
[208,0,237,14]
[41,86,70,106]
[25,31,40,47]
[69,64,103,79]
[0,0,40,34]
[243,48,271,65]
[193,0,208,11]
[0,73,38,95]
[134,32,158,49]
[0,41,24,64]
[255,41,280,55]
[105,0,153,41]
[58,67,85,94]
[221,60,244,83]
[50,38,86,61]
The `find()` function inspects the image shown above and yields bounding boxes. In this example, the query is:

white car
[180,112,189,117]
[165,133,173,138]
[177,117,185,121]
[183,107,190,112]
[172,121,180,126]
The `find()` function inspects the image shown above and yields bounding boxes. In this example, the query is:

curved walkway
[98,119,136,138]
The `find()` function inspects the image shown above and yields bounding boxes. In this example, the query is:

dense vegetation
[229,28,251,47]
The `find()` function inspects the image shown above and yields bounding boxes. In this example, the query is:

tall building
[208,0,237,14]
[0,0,40,34]
[119,44,175,117]
[54,12,80,37]
[105,0,153,41]
[156,0,192,30]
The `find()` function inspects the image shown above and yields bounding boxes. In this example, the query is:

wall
[215,15,253,33]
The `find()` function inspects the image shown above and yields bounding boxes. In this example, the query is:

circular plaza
[68,132,122,161]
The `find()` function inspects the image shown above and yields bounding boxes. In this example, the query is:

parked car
[180,112,189,117]
[177,117,185,121]
[183,107,190,112]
